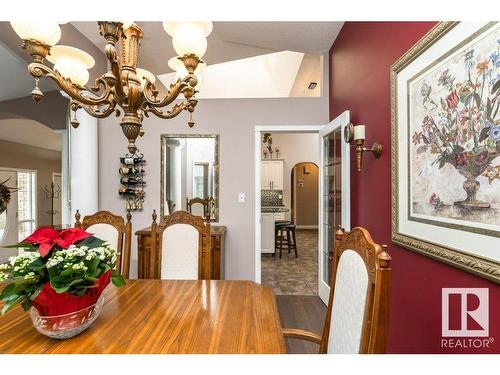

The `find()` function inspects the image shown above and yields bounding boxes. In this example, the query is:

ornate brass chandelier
[10,21,212,154]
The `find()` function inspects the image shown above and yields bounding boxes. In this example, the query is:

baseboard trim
[295,225,318,230]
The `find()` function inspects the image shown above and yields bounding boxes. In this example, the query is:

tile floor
[262,229,318,295]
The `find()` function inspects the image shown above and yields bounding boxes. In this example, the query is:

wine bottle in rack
[119,187,145,196]
[120,156,146,165]
[120,176,146,185]
[119,166,144,174]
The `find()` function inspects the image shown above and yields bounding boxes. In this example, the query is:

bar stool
[274,221,290,257]
[275,223,298,258]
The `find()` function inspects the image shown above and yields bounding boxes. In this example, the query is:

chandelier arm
[28,63,113,107]
[79,102,117,119]
[143,77,192,108]
[145,102,188,119]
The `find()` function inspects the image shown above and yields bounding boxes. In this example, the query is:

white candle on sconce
[353,125,366,141]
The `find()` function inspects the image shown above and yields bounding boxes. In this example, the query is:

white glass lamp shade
[10,21,61,46]
[47,45,95,86]
[353,125,366,141]
[162,22,212,58]
[119,21,134,30]
[136,68,156,87]
[168,56,205,84]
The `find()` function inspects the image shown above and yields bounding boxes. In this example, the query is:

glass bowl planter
[30,295,104,339]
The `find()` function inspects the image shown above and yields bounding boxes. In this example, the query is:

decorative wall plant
[0,178,17,215]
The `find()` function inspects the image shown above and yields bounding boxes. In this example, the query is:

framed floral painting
[391,22,500,282]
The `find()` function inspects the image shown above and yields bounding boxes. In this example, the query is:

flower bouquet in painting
[0,227,125,339]
[413,41,500,210]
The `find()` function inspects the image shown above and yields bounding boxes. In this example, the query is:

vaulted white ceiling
[72,21,342,77]
[0,22,343,101]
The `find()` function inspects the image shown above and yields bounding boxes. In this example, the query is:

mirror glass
[161,134,219,222]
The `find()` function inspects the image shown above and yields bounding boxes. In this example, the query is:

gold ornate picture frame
[391,22,500,283]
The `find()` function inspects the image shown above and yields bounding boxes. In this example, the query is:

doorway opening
[257,129,321,296]
[255,112,351,304]
[291,162,319,228]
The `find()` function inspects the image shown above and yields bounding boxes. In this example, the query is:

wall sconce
[344,123,383,171]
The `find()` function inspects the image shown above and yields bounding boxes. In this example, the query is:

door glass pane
[322,128,342,286]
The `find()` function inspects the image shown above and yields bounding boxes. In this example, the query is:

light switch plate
[238,192,245,203]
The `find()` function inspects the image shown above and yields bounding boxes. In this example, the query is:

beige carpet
[261,229,318,295]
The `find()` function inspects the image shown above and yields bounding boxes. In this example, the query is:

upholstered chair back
[151,210,211,280]
[281,227,391,354]
[86,223,119,250]
[321,227,391,354]
[75,210,132,279]
[327,249,369,353]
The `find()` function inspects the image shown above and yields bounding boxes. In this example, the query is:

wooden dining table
[0,279,286,354]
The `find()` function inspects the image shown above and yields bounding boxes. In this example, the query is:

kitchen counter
[261,206,290,213]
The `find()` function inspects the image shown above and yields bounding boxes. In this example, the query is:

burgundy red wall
[329,22,499,353]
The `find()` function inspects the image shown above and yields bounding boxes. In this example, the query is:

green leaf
[0,283,16,299]
[87,256,100,275]
[2,292,20,303]
[3,242,37,251]
[439,158,446,169]
[78,236,106,248]
[13,277,34,286]
[21,299,32,311]
[60,267,75,277]
[29,285,43,301]
[50,276,74,293]
[28,257,46,271]
[1,296,23,316]
[84,275,98,283]
[111,272,126,287]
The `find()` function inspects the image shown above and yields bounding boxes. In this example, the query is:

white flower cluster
[46,242,117,272]
[0,241,117,283]
[0,252,40,282]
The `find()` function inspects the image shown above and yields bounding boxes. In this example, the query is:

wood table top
[0,280,285,354]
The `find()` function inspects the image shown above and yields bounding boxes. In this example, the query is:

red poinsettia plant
[0,227,125,316]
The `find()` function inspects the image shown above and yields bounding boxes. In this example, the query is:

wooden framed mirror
[160,134,220,222]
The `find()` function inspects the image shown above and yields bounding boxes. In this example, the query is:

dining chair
[150,210,211,280]
[283,226,391,354]
[74,210,132,279]
[186,197,213,221]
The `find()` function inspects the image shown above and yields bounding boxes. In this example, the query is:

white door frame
[318,111,351,303]
[254,125,323,285]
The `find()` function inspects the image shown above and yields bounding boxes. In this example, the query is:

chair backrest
[75,210,132,279]
[186,197,212,221]
[319,227,391,354]
[151,210,211,280]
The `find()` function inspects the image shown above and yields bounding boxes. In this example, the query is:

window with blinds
[17,171,36,242]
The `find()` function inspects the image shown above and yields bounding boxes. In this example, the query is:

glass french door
[318,111,351,304]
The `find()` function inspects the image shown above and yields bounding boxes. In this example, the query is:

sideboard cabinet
[135,225,226,279]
